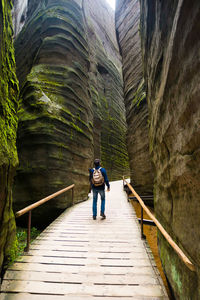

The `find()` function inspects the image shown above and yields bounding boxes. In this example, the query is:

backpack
[92,167,104,186]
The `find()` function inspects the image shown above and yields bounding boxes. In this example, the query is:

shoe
[93,216,96,220]
[101,213,106,219]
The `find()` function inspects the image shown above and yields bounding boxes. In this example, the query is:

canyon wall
[116,0,200,298]
[83,0,129,180]
[140,1,200,298]
[12,0,28,36]
[0,0,19,275]
[115,0,154,195]
[13,0,93,225]
[13,0,128,225]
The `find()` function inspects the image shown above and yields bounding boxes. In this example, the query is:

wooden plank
[31,240,144,247]
[0,293,165,300]
[26,249,149,259]
[0,294,66,300]
[14,256,152,267]
[3,270,159,285]
[7,262,157,275]
[29,244,146,253]
[1,280,165,297]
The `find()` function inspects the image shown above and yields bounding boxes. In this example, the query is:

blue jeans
[92,188,105,217]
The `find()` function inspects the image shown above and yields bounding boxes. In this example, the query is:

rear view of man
[89,159,110,220]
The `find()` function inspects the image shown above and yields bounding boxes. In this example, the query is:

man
[89,159,110,220]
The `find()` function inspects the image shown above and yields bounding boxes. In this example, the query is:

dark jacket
[89,166,110,190]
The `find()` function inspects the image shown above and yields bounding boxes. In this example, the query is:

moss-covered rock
[13,1,93,225]
[13,0,128,225]
[0,0,19,275]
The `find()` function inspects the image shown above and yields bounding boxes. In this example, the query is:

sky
[105,0,116,10]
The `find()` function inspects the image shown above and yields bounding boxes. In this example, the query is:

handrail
[15,184,75,251]
[16,184,75,217]
[123,177,195,272]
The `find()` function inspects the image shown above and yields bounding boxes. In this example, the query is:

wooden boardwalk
[0,180,168,299]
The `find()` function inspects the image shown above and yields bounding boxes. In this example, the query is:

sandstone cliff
[13,0,94,225]
[116,0,154,195]
[83,0,129,180]
[0,0,19,275]
[13,0,128,225]
[12,0,28,37]
[139,1,200,298]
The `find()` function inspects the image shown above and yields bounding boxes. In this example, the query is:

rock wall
[139,0,200,298]
[13,0,128,225]
[12,0,28,37]
[115,0,153,194]
[0,0,19,275]
[83,0,129,180]
[13,0,93,225]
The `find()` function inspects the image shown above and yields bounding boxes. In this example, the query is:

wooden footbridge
[1,180,170,299]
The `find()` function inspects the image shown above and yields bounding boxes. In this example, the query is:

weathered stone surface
[83,0,129,180]
[12,0,28,37]
[13,0,128,225]
[140,0,200,298]
[13,0,93,225]
[0,0,19,275]
[115,0,154,195]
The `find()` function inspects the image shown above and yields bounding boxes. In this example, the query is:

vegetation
[17,227,41,254]
[7,227,41,266]
[0,0,19,274]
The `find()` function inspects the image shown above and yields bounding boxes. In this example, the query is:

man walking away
[89,159,110,220]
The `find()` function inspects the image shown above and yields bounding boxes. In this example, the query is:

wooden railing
[15,184,75,252]
[123,177,195,272]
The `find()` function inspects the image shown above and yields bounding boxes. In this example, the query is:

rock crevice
[115,0,154,196]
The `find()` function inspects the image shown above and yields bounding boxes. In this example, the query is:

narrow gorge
[0,0,199,299]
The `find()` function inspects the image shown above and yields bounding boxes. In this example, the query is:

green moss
[131,78,146,107]
[5,237,18,266]
[171,264,183,293]
[69,122,84,133]
[0,0,19,273]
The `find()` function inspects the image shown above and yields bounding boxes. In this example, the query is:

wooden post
[72,187,74,205]
[141,207,146,239]
[25,211,32,252]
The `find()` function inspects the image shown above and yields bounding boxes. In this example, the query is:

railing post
[141,207,146,239]
[72,187,74,205]
[127,192,129,202]
[25,210,32,252]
